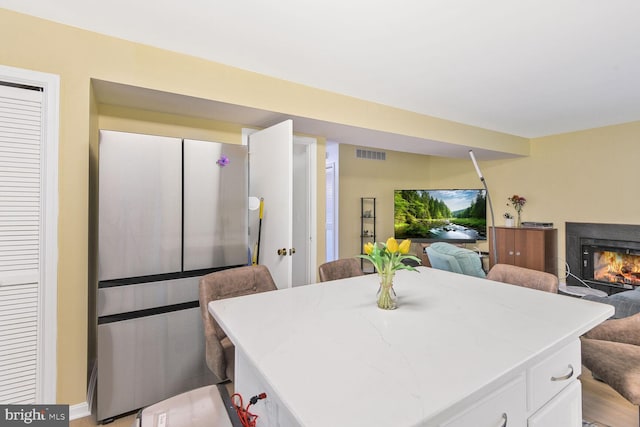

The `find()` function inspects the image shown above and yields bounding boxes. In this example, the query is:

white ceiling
[3,1,640,149]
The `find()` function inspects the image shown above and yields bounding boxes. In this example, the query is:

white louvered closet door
[0,83,43,404]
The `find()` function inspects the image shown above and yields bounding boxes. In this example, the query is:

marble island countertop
[209,267,613,426]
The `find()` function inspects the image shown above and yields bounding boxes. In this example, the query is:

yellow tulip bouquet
[359,237,421,309]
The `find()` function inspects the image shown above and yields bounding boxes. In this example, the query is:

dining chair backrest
[318,258,364,282]
[199,264,277,382]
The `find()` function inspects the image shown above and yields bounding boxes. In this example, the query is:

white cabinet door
[0,86,43,400]
[442,375,527,427]
[527,339,581,412]
[528,380,582,427]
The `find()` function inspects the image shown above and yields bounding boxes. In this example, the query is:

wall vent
[356,149,386,161]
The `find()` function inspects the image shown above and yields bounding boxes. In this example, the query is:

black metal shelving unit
[360,197,376,273]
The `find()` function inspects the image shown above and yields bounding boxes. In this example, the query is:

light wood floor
[70,412,137,427]
[70,383,234,427]
[582,366,638,427]
[70,369,635,427]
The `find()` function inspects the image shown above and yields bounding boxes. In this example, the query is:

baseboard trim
[70,401,91,420]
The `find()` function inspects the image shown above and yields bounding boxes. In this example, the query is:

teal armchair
[425,242,486,278]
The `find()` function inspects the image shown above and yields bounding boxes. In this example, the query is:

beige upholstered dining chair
[581,312,640,424]
[318,258,364,282]
[198,265,277,383]
[486,263,559,293]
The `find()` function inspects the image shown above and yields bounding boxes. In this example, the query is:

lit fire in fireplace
[594,250,640,286]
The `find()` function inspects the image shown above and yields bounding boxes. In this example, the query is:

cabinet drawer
[527,339,581,411]
[528,380,582,427]
[442,375,526,427]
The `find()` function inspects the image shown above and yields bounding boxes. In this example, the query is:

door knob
[289,248,296,255]
[277,248,287,256]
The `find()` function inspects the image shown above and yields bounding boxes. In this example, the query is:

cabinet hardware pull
[289,248,296,255]
[497,412,507,427]
[551,364,574,381]
[277,248,287,256]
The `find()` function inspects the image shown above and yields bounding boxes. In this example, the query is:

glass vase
[517,212,522,228]
[376,271,397,310]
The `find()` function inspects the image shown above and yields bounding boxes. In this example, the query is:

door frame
[292,135,317,286]
[0,65,59,404]
[325,141,340,261]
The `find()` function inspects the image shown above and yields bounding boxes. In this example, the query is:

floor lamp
[469,150,498,264]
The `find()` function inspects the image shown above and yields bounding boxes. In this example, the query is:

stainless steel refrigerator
[96,130,248,422]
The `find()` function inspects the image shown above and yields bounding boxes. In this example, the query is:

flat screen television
[394,189,487,243]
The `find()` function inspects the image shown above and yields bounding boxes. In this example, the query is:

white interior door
[249,120,293,288]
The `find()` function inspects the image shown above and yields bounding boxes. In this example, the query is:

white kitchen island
[208,267,613,427]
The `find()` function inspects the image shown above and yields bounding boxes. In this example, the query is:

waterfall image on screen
[394,189,487,242]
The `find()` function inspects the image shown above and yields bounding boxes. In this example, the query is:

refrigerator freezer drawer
[96,307,215,422]
[97,277,200,317]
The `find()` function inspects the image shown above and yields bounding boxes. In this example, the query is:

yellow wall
[338,145,488,259]
[98,104,245,144]
[485,122,640,273]
[342,121,640,275]
[2,6,638,408]
[0,8,518,406]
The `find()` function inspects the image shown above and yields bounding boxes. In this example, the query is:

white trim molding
[69,402,91,421]
[0,64,60,404]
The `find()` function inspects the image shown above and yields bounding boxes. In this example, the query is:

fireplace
[566,223,640,295]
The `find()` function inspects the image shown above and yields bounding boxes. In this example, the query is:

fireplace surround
[566,222,640,295]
